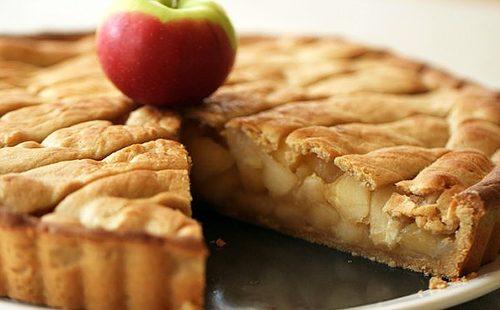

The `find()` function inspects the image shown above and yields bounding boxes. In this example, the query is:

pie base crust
[0,211,205,309]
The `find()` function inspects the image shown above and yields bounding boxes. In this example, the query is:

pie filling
[185,126,495,273]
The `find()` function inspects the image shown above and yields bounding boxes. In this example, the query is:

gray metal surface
[197,206,499,310]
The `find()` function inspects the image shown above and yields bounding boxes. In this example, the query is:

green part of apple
[107,0,237,49]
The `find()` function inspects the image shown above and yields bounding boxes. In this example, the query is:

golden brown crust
[53,169,192,217]
[0,209,205,253]
[225,95,452,152]
[456,167,500,211]
[186,35,499,281]
[0,33,207,309]
[0,209,206,309]
[43,198,198,239]
[285,123,423,162]
[0,87,44,116]
[396,150,494,195]
[126,105,182,140]
[41,120,177,159]
[446,120,500,156]
[452,167,500,273]
[334,146,448,190]
[446,94,500,157]
[0,97,135,147]
[0,142,84,174]
[383,151,494,237]
[448,94,500,128]
[0,35,94,66]
[0,139,190,214]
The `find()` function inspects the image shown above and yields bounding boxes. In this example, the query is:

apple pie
[0,34,498,309]
[185,36,499,278]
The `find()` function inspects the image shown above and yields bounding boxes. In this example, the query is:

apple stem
[172,0,178,8]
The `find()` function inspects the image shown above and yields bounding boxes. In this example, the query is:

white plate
[2,241,498,309]
[4,259,498,309]
[350,258,500,310]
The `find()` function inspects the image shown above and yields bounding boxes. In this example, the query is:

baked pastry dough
[0,34,205,309]
[0,33,498,309]
[186,36,500,279]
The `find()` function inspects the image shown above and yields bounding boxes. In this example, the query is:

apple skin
[96,0,236,106]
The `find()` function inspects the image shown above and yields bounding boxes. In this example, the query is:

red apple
[96,0,237,106]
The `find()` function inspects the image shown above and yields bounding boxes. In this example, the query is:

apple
[96,0,237,106]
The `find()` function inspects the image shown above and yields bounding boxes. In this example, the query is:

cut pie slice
[0,35,206,309]
[0,33,498,310]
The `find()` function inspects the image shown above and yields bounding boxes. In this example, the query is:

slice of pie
[0,34,498,309]
[0,35,206,309]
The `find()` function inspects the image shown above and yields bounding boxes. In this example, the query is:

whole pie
[0,34,498,309]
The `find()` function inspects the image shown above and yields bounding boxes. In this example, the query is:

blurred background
[0,0,499,87]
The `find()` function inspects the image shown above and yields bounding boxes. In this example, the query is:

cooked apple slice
[335,221,369,245]
[261,153,298,197]
[226,130,266,192]
[297,174,340,230]
[399,223,453,258]
[369,185,403,248]
[327,174,371,223]
[189,136,234,182]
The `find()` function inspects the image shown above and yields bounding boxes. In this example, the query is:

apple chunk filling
[369,185,404,248]
[326,174,371,224]
[189,132,456,260]
[188,136,234,182]
[226,130,298,196]
[261,152,298,197]
[398,224,453,258]
[225,129,266,192]
[298,174,340,230]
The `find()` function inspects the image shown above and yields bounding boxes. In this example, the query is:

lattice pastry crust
[0,33,498,309]
[0,34,205,309]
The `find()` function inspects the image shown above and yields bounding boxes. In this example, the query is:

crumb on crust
[452,272,479,283]
[429,276,449,289]
[211,238,226,248]
[429,271,479,290]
